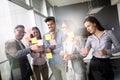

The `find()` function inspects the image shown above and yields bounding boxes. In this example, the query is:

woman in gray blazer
[60,22,87,80]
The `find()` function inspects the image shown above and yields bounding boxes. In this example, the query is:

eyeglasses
[16,30,26,34]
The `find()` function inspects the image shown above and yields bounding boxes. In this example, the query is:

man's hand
[45,47,52,53]
[98,50,107,56]
[63,54,74,60]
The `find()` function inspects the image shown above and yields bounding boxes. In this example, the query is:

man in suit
[5,25,36,80]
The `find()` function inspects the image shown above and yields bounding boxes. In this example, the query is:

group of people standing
[5,16,120,80]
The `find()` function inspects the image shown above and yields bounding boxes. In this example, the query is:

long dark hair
[84,16,105,31]
[32,27,42,39]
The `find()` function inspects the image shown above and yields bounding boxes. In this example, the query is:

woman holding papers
[29,27,48,80]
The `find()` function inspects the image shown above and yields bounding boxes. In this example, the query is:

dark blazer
[5,39,33,80]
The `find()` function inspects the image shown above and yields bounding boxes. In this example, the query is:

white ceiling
[47,0,90,7]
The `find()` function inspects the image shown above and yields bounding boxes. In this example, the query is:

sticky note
[67,32,74,38]
[25,36,31,42]
[46,53,53,59]
[31,37,37,44]
[50,39,56,45]
[45,34,51,40]
[31,45,38,50]
[81,48,88,55]
[27,29,33,34]
[37,39,43,46]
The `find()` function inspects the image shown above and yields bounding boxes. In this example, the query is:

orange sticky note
[31,37,37,44]
[67,32,74,38]
[46,53,53,59]
[25,36,31,42]
[45,34,51,40]
[31,45,38,50]
[50,39,56,45]
[27,29,33,34]
[37,39,43,46]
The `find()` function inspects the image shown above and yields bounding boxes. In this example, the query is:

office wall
[55,3,120,41]
[94,5,120,41]
[54,3,89,36]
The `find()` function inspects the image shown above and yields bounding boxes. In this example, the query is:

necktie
[18,41,25,49]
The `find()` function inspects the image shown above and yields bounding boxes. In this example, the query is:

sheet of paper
[37,39,43,46]
[50,39,56,45]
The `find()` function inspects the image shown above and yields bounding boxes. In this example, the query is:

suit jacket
[5,39,33,80]
[63,37,86,74]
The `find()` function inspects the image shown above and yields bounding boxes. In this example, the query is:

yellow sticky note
[46,53,53,59]
[45,34,51,40]
[31,37,37,44]
[37,39,43,46]
[67,32,74,38]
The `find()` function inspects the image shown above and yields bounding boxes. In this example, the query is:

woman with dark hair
[81,16,120,80]
[29,27,48,80]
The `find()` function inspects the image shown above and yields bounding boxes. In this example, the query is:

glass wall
[0,0,54,80]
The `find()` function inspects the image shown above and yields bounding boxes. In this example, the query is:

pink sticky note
[31,45,38,50]
[27,29,33,34]
[50,39,56,45]
[25,36,31,42]
[81,48,88,55]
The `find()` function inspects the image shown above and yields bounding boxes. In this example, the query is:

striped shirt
[85,30,120,58]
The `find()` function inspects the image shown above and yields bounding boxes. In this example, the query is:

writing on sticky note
[31,37,37,44]
[46,53,53,59]
[67,32,74,38]
[37,39,43,46]
[31,45,38,50]
[45,34,51,40]
[25,36,31,42]
[50,39,56,45]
